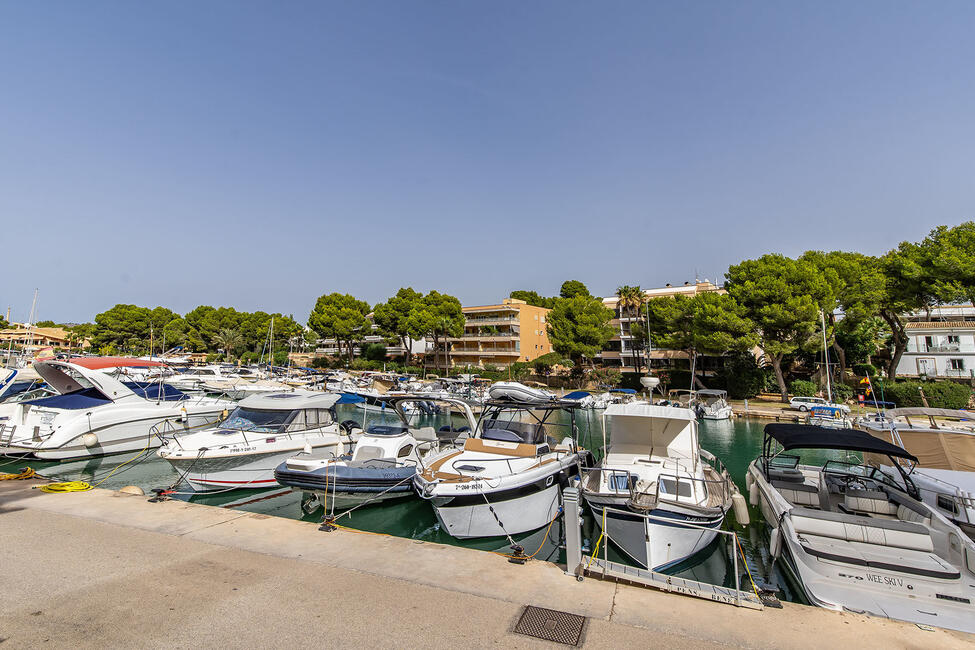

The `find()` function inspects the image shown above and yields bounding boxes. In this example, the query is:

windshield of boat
[480,417,548,444]
[221,407,297,433]
[822,460,902,489]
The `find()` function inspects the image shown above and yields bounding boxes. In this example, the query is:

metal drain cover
[513,605,586,646]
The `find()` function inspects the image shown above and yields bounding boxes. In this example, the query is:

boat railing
[652,470,732,510]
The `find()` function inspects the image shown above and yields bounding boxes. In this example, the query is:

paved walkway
[1,481,971,649]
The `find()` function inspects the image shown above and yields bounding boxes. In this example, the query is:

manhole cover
[513,605,586,646]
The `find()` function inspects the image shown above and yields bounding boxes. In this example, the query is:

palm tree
[213,328,244,362]
[615,285,645,371]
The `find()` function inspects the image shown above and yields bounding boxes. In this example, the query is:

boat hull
[589,501,725,570]
[430,476,566,539]
[169,445,341,491]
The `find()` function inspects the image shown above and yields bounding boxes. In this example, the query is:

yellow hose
[0,467,36,481]
[38,481,93,493]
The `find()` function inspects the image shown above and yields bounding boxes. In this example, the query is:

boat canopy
[603,402,696,460]
[239,392,341,410]
[563,390,591,400]
[610,388,637,394]
[695,389,727,397]
[887,407,973,420]
[764,423,918,461]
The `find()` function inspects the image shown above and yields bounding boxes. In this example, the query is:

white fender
[82,433,99,448]
[769,526,782,559]
[745,471,753,492]
[731,492,750,526]
[748,479,760,507]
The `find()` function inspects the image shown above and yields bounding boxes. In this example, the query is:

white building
[896,321,975,379]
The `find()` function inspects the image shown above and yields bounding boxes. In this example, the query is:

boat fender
[769,526,782,559]
[731,492,750,526]
[82,433,98,448]
[748,479,759,507]
[744,471,753,493]
[180,406,188,423]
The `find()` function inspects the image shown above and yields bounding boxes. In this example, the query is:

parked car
[789,396,850,413]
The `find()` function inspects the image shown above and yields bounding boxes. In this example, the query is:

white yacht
[582,402,737,570]
[414,383,583,539]
[857,407,975,540]
[158,392,358,491]
[275,396,475,509]
[0,358,229,460]
[747,423,975,634]
[694,389,733,420]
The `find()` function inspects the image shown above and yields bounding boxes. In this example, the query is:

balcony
[450,349,520,357]
[463,316,519,326]
[909,343,974,353]
[447,334,519,342]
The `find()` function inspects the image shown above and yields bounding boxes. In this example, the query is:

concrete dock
[1,480,972,649]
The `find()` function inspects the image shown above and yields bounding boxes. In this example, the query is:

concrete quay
[1,480,972,649]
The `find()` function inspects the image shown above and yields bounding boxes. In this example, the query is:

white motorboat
[0,367,45,404]
[274,396,476,509]
[857,407,975,540]
[414,387,583,539]
[582,402,738,570]
[747,423,975,634]
[0,357,230,460]
[694,389,733,420]
[158,392,359,491]
[487,381,556,403]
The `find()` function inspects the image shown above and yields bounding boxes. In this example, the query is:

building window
[947,335,960,344]
[950,358,965,371]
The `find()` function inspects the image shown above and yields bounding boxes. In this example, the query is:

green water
[0,407,839,602]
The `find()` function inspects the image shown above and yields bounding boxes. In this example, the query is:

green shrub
[885,380,972,409]
[719,352,765,399]
[789,379,819,397]
[852,363,877,378]
[831,383,854,402]
[361,343,387,362]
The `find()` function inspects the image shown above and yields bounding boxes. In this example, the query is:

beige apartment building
[597,280,725,372]
[445,298,553,368]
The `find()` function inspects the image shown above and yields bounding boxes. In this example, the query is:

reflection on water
[1,405,847,602]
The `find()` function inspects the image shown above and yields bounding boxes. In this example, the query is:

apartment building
[896,305,975,378]
[597,280,725,372]
[445,298,552,368]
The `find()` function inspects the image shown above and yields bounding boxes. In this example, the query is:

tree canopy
[406,291,465,371]
[546,294,614,366]
[727,254,834,402]
[372,287,424,354]
[559,280,591,299]
[307,293,371,363]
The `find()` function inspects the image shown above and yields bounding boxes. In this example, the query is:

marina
[2,478,972,649]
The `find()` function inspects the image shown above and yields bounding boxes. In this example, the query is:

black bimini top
[764,423,918,462]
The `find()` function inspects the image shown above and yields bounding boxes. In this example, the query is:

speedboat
[0,357,230,460]
[414,382,584,539]
[157,392,360,491]
[746,423,975,634]
[694,389,733,420]
[857,407,975,540]
[274,396,476,509]
[582,402,738,570]
[0,367,46,404]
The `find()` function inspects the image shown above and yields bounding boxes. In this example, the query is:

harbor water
[1,408,848,603]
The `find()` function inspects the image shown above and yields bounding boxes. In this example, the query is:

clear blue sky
[2,2,973,324]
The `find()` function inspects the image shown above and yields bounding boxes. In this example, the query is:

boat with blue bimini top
[582,402,739,571]
[0,357,230,460]
[274,396,477,510]
[414,382,586,540]
[158,392,362,491]
[746,423,975,634]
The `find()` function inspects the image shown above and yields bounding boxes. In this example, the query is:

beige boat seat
[843,489,898,516]
[790,507,934,553]
[772,480,820,508]
[412,427,438,443]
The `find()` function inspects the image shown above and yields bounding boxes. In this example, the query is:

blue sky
[2,2,973,323]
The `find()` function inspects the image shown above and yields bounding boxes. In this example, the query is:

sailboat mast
[821,310,833,403]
